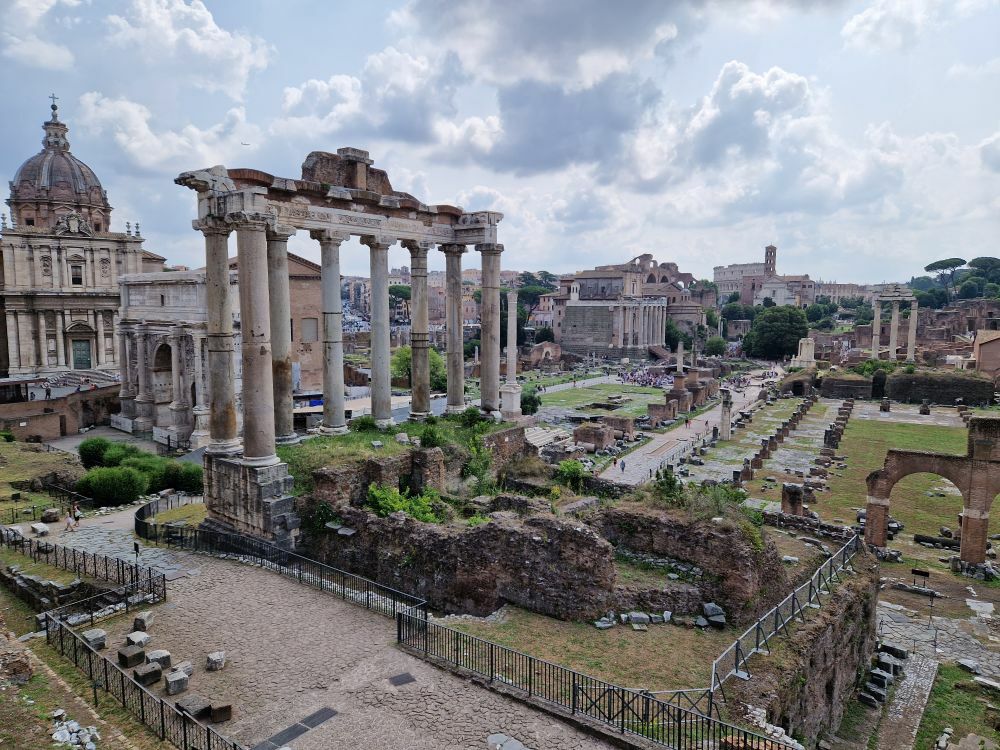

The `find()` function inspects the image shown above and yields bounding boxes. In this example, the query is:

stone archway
[151,342,173,427]
[865,416,1000,564]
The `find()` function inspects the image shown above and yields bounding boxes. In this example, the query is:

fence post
[620,687,626,733]
[571,676,577,715]
[489,642,495,684]
[160,699,166,740]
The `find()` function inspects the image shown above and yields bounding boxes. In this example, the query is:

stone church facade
[0,102,163,377]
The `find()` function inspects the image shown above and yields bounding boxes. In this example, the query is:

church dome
[7,101,112,231]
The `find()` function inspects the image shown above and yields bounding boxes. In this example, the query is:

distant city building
[714,244,776,302]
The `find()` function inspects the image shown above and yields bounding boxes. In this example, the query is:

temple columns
[363,235,394,427]
[36,312,48,368]
[313,230,349,434]
[266,225,299,445]
[55,312,65,367]
[405,240,432,420]
[441,244,466,414]
[500,289,522,420]
[190,331,209,446]
[95,310,106,366]
[889,301,900,360]
[168,325,189,433]
[478,243,503,416]
[133,325,153,432]
[907,300,918,363]
[5,313,19,372]
[200,223,241,456]
[870,299,881,360]
[236,216,279,466]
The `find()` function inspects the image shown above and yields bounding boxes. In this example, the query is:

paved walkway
[45,425,161,455]
[27,508,615,750]
[600,369,779,485]
[875,654,937,750]
[877,602,1000,676]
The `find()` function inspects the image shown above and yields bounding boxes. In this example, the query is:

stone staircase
[648,345,671,361]
[44,369,119,389]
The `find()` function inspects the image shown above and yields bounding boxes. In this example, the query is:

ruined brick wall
[601,415,636,438]
[595,506,789,625]
[310,448,447,507]
[887,371,994,405]
[306,506,617,619]
[726,552,879,743]
[481,426,530,471]
[819,376,872,399]
[573,423,615,450]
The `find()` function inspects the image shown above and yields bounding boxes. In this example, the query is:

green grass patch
[151,502,207,527]
[914,663,1000,749]
[0,545,81,586]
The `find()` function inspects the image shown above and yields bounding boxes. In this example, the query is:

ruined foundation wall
[726,551,879,744]
[887,371,994,405]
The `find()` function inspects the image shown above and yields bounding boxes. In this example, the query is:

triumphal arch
[176,148,503,546]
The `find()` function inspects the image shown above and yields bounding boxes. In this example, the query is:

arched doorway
[151,343,173,426]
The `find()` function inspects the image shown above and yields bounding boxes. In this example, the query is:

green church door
[72,340,92,369]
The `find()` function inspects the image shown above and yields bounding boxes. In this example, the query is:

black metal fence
[136,511,426,619]
[44,603,242,750]
[396,609,792,749]
[44,482,97,509]
[0,526,161,589]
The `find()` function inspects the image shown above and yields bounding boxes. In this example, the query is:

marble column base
[375,417,395,429]
[205,438,243,457]
[446,404,466,415]
[500,383,522,421]
[318,424,349,436]
[408,410,431,421]
[241,453,281,468]
[275,432,302,446]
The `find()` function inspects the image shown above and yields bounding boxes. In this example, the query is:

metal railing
[44,590,241,750]
[135,511,426,620]
[44,481,97,509]
[133,492,203,539]
[396,608,792,749]
[0,526,161,589]
[3,501,61,526]
[709,535,862,705]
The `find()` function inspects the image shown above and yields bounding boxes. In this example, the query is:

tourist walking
[619,459,626,473]
[64,508,75,533]
[72,501,82,530]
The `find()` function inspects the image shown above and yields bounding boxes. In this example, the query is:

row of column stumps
[196,217,506,458]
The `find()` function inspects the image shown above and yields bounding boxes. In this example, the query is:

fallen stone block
[869,668,894,689]
[133,611,154,632]
[146,649,171,668]
[210,703,233,723]
[876,653,904,676]
[170,660,194,677]
[176,694,211,719]
[864,683,887,703]
[164,670,188,695]
[857,692,880,709]
[703,602,725,618]
[118,646,145,668]
[133,662,161,686]
[879,642,908,660]
[126,631,150,647]
[81,628,107,650]
[628,611,650,625]
[41,508,60,523]
[707,614,726,628]
[206,651,226,671]
[30,522,49,536]
[958,658,981,675]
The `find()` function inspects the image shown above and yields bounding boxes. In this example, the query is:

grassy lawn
[821,419,972,539]
[0,544,82,586]
[151,502,207,526]
[539,383,666,417]
[0,441,82,520]
[914,663,1000,749]
[449,605,733,691]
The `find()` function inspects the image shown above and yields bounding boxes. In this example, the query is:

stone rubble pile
[49,709,101,750]
[743,705,804,750]
[594,602,726,630]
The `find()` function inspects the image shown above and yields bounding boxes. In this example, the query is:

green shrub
[467,514,489,527]
[76,467,148,505]
[102,443,143,467]
[424,415,438,425]
[456,406,484,429]
[177,463,203,493]
[0,431,14,442]
[78,437,112,469]
[350,415,377,432]
[521,387,541,416]
[364,483,445,523]
[419,425,445,448]
[554,459,586,492]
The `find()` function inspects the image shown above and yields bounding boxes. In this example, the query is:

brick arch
[865,446,996,564]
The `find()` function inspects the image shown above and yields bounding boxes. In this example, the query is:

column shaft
[888,301,900,359]
[315,231,348,433]
[5,312,19,371]
[133,327,153,431]
[118,325,133,398]
[870,299,881,360]
[364,236,393,426]
[478,243,503,415]
[201,225,241,454]
[95,311,106,365]
[236,219,279,464]
[55,311,66,367]
[506,290,518,382]
[442,245,466,413]
[406,241,431,419]
[907,300,918,362]
[267,226,298,444]
[37,312,47,368]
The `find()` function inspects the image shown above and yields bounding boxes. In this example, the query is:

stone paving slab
[875,654,937,750]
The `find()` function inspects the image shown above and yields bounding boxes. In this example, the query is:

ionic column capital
[475,242,504,256]
[402,239,433,258]
[194,219,231,237]
[225,211,271,231]
[266,224,297,242]
[310,229,350,245]
[360,234,395,252]
[439,243,467,256]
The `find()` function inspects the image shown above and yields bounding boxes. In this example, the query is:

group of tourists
[617,367,673,388]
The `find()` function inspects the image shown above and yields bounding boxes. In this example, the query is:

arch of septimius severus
[176,148,504,546]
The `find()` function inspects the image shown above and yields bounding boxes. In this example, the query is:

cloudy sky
[1,0,998,282]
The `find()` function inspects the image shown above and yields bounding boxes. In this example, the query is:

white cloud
[0,0,79,70]
[106,0,272,99]
[981,131,1000,172]
[948,57,1000,77]
[841,0,997,52]
[77,92,263,173]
